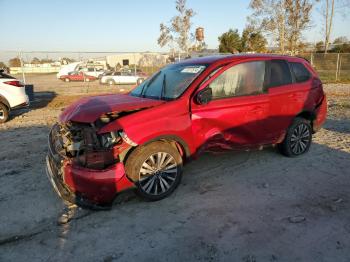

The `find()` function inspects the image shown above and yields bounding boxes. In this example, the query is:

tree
[241,26,267,52]
[319,0,350,53]
[285,0,313,54]
[0,62,7,69]
[31,57,41,64]
[316,41,325,52]
[60,57,76,64]
[333,36,348,44]
[40,58,54,64]
[218,29,241,53]
[249,0,314,54]
[331,37,350,52]
[8,57,21,67]
[331,43,350,52]
[158,0,196,56]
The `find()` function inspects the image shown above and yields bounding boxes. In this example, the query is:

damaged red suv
[46,54,327,208]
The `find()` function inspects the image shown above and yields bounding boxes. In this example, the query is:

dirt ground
[0,74,349,262]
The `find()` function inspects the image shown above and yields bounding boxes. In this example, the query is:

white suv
[0,70,29,123]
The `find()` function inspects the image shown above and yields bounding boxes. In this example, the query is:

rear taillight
[4,81,24,87]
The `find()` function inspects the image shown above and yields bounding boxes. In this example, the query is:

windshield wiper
[160,74,166,100]
[141,71,161,98]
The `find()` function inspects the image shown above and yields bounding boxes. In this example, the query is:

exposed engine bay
[50,121,134,170]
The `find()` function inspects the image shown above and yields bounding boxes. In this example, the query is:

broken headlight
[99,132,121,148]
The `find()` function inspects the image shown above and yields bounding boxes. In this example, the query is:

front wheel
[108,79,115,86]
[125,141,183,201]
[278,117,312,157]
[0,103,9,123]
[64,78,70,82]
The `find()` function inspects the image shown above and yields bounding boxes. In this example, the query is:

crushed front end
[46,121,135,208]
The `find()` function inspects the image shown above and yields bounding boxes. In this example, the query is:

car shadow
[9,91,57,119]
[323,118,350,134]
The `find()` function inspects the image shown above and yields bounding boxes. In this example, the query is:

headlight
[119,131,138,146]
[99,132,120,148]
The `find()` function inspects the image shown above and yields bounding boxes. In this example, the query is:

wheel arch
[296,110,316,131]
[0,95,10,109]
[142,135,191,160]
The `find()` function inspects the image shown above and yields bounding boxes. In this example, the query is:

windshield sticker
[181,66,205,74]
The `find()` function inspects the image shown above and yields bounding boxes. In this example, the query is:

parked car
[56,62,81,79]
[79,67,105,78]
[59,71,97,82]
[46,54,327,209]
[0,70,29,123]
[100,71,145,86]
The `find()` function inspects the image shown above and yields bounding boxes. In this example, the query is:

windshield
[130,63,206,100]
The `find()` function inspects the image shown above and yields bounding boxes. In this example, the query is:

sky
[0,0,349,60]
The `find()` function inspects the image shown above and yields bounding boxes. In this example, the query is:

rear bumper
[313,94,327,132]
[11,100,30,110]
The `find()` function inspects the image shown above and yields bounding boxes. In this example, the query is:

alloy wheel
[138,152,178,195]
[0,108,4,120]
[290,123,311,155]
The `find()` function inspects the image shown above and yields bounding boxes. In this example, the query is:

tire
[65,78,70,82]
[125,141,183,201]
[0,103,9,124]
[137,78,144,85]
[278,117,312,157]
[108,79,115,86]
[85,78,90,82]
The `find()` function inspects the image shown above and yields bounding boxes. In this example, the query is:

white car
[80,67,105,78]
[56,62,81,79]
[0,70,29,123]
[100,72,145,85]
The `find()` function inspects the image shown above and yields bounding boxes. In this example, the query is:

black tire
[125,141,183,201]
[278,117,312,157]
[0,103,9,124]
[108,79,115,86]
[136,78,144,85]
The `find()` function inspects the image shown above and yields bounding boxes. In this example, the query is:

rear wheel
[108,79,115,86]
[278,117,312,157]
[0,103,9,123]
[125,141,183,201]
[85,78,90,82]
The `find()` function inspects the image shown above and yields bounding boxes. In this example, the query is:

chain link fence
[300,53,350,82]
[1,51,350,83]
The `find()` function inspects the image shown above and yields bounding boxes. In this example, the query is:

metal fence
[1,51,350,83]
[300,53,350,82]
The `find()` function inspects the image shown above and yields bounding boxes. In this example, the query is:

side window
[209,61,266,99]
[268,60,292,88]
[290,62,311,83]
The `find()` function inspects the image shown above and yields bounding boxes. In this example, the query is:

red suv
[46,55,327,209]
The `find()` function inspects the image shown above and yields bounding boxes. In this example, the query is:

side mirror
[196,88,212,105]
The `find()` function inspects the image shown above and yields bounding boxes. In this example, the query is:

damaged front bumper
[46,125,135,209]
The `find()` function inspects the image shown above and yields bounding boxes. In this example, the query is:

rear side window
[268,60,292,88]
[209,61,266,99]
[290,62,311,83]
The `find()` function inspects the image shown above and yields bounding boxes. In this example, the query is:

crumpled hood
[59,94,165,123]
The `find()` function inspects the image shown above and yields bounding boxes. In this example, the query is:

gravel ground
[0,75,349,262]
